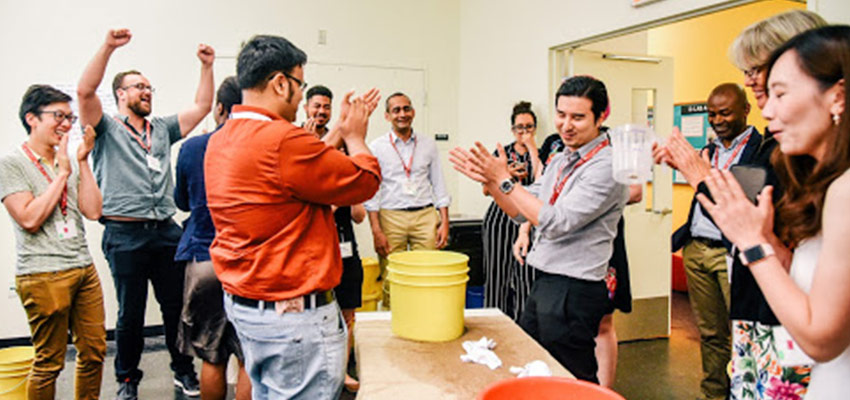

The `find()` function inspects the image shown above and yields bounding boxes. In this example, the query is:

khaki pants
[683,240,731,400]
[16,264,106,400]
[378,207,439,308]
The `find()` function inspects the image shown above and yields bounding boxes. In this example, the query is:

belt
[229,291,334,311]
[102,217,172,230]
[693,237,725,249]
[397,204,433,212]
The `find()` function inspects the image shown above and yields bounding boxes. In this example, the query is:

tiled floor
[54,292,702,399]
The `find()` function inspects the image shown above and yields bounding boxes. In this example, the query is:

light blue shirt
[690,126,754,240]
[364,130,451,211]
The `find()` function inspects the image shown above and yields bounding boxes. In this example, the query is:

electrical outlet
[318,29,327,45]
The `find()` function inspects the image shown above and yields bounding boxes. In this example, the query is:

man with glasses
[0,85,105,400]
[204,34,381,399]
[76,28,214,399]
[364,92,451,309]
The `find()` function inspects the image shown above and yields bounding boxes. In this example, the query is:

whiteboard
[210,57,428,142]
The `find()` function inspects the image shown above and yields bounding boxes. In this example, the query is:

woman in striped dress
[482,101,542,320]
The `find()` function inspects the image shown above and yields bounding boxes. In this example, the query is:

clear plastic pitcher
[609,124,656,184]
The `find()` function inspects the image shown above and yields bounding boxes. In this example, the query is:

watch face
[500,179,513,193]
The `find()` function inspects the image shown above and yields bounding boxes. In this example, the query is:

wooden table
[353,308,574,399]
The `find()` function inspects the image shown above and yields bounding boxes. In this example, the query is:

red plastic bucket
[478,377,626,400]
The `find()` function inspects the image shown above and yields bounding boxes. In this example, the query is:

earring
[834,113,841,125]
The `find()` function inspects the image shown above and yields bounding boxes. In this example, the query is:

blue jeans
[224,294,347,400]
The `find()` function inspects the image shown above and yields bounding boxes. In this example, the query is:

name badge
[146,154,162,172]
[402,180,417,196]
[774,326,815,367]
[340,241,354,259]
[55,220,78,240]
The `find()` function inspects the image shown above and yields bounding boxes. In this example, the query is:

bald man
[672,83,761,400]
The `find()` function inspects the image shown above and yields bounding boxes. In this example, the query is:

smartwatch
[499,178,515,195]
[738,243,775,266]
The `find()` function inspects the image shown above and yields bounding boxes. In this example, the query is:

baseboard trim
[0,325,165,347]
[613,295,670,342]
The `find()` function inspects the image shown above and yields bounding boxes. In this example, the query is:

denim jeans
[101,219,194,382]
[224,294,347,400]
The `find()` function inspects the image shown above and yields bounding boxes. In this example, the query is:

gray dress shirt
[516,133,627,281]
[92,114,182,220]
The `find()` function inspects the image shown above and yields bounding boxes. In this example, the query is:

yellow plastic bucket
[0,346,32,400]
[386,250,469,274]
[361,257,381,297]
[0,347,32,373]
[356,291,381,312]
[389,273,468,342]
[387,266,470,285]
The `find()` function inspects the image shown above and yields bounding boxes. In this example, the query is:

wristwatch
[738,243,775,266]
[499,178,515,195]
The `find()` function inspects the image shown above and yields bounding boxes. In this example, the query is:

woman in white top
[698,26,850,399]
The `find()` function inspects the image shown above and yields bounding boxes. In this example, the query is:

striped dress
[482,143,537,320]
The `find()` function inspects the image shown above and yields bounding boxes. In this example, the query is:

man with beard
[364,93,451,309]
[77,28,214,399]
[303,85,333,136]
[671,83,761,400]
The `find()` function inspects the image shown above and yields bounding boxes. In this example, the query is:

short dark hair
[306,85,333,103]
[385,92,410,112]
[19,84,72,134]
[216,76,242,115]
[237,35,307,90]
[112,70,143,103]
[511,101,537,125]
[555,76,610,122]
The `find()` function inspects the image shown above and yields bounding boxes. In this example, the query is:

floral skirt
[730,320,812,400]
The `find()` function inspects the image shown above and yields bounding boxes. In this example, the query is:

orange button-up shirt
[204,105,381,301]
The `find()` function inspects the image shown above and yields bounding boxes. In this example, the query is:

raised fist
[105,29,132,48]
[197,44,215,66]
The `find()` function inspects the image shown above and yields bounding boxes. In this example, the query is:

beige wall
[0,0,461,339]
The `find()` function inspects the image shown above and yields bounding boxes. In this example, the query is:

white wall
[809,0,850,24]
[0,0,460,339]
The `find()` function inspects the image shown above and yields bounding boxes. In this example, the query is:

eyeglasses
[512,124,536,133]
[121,83,156,93]
[38,110,78,124]
[743,65,765,80]
[284,73,308,91]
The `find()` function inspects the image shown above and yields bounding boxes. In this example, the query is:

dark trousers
[519,270,608,383]
[102,219,193,382]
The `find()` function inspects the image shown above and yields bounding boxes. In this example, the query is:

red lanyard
[389,133,417,178]
[21,143,67,217]
[548,139,609,205]
[115,117,151,153]
[713,133,750,170]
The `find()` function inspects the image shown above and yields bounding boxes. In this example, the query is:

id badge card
[774,326,816,367]
[340,241,354,259]
[402,179,417,196]
[55,219,78,240]
[146,154,162,172]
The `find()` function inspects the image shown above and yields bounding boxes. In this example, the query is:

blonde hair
[729,9,827,70]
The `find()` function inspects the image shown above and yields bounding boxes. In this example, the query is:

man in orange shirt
[204,35,381,400]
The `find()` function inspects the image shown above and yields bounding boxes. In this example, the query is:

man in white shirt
[365,93,451,308]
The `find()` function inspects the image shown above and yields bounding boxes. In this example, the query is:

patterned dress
[481,143,537,320]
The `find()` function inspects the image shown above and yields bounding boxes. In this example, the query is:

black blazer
[671,127,764,252]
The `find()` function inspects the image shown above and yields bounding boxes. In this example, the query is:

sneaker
[173,371,201,397]
[115,378,139,400]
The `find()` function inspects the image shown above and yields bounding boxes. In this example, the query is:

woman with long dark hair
[699,25,850,398]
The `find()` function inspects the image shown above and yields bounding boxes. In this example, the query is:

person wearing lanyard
[364,92,451,309]
[76,29,215,399]
[0,85,105,399]
[662,83,760,400]
[450,76,627,383]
